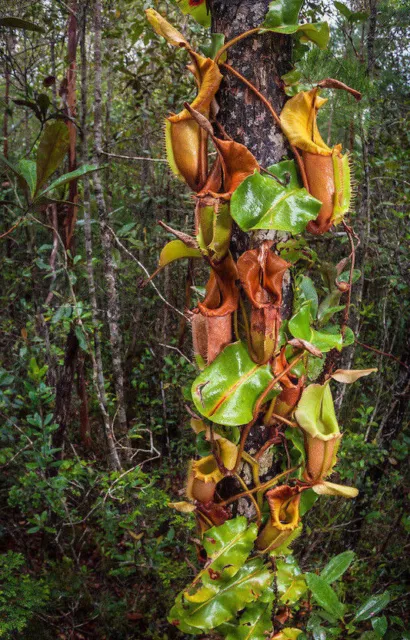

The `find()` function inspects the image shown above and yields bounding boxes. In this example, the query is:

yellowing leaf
[158,239,201,268]
[145,9,190,48]
[168,501,197,513]
[312,480,359,498]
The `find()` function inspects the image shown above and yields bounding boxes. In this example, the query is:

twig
[233,352,305,473]
[340,221,359,337]
[106,225,187,319]
[100,149,168,163]
[0,217,24,239]
[158,342,194,366]
[355,339,409,370]
[218,466,299,508]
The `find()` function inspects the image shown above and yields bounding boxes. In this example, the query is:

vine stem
[214,28,261,65]
[233,352,305,473]
[218,466,299,508]
[221,62,309,190]
[0,217,24,239]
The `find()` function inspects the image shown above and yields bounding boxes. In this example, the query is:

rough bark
[52,329,79,454]
[81,2,122,470]
[210,1,293,495]
[64,0,79,251]
[93,0,129,456]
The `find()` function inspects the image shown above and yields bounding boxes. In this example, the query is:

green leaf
[337,269,361,285]
[334,1,352,18]
[265,22,330,49]
[199,517,258,586]
[176,0,211,27]
[74,326,88,352]
[158,239,201,268]
[0,17,45,33]
[35,121,69,193]
[342,327,355,347]
[295,276,318,320]
[225,590,274,640]
[231,171,321,234]
[266,159,301,189]
[262,1,329,49]
[0,154,24,180]
[176,558,272,631]
[354,592,390,623]
[277,556,307,605]
[201,33,225,59]
[17,159,37,197]
[263,0,303,27]
[320,551,355,584]
[52,304,72,323]
[39,164,100,196]
[299,488,318,515]
[305,573,345,620]
[289,302,344,353]
[372,616,387,637]
[191,341,276,426]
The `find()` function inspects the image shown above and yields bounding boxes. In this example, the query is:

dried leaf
[331,368,377,383]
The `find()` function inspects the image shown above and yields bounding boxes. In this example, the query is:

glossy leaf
[320,551,355,583]
[264,22,330,49]
[273,630,303,640]
[0,17,45,33]
[35,121,69,193]
[192,341,276,426]
[353,591,390,623]
[225,588,274,640]
[371,616,388,636]
[158,240,201,268]
[262,0,329,48]
[172,558,272,631]
[305,573,345,619]
[263,0,303,28]
[40,164,101,196]
[200,517,258,585]
[266,159,301,189]
[231,171,321,234]
[295,275,319,319]
[289,302,344,353]
[277,556,307,605]
[17,160,37,197]
[176,0,211,28]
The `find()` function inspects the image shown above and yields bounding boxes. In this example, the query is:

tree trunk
[210,0,293,494]
[81,2,122,470]
[335,0,378,410]
[64,0,79,251]
[93,0,129,458]
[52,328,79,455]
